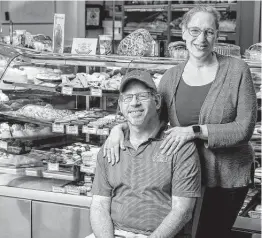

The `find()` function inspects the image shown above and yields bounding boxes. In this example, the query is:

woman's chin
[190,50,212,60]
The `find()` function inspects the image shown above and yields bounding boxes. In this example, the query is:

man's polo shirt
[92,123,201,236]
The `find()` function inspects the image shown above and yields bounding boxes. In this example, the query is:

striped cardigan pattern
[158,53,258,188]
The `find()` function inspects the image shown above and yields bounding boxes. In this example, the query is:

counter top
[0,174,92,208]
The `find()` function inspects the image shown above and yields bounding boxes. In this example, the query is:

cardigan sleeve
[158,68,174,123]
[206,66,257,148]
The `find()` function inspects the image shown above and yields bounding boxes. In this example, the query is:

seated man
[88,70,201,238]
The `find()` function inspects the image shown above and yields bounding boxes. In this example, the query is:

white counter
[0,174,92,208]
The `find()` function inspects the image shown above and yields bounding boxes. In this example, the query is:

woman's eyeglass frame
[187,27,218,39]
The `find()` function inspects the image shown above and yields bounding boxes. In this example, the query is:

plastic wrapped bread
[117,28,155,56]
[168,41,188,59]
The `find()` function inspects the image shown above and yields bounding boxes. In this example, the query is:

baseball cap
[119,70,157,93]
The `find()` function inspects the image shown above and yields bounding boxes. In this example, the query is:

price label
[66,125,79,135]
[52,186,66,193]
[82,126,97,134]
[91,87,102,97]
[182,8,189,11]
[218,36,227,41]
[52,123,64,133]
[96,129,104,135]
[81,165,92,173]
[102,128,109,135]
[0,140,8,150]
[84,175,92,183]
[66,186,80,196]
[81,166,96,174]
[48,162,59,171]
[86,191,93,197]
[62,86,73,95]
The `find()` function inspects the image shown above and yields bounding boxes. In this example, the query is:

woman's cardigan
[158,53,257,188]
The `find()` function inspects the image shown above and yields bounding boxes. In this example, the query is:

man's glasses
[187,27,217,38]
[119,92,153,103]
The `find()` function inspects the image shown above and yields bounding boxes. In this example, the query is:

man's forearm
[90,204,114,238]
[148,207,193,238]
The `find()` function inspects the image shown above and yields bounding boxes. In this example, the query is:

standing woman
[103,6,257,238]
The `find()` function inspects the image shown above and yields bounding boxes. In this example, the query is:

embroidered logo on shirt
[152,152,169,163]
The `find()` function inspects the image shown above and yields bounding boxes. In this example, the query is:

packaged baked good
[0,123,12,139]
[214,43,241,58]
[0,90,9,102]
[168,41,188,59]
[11,124,25,138]
[117,28,155,56]
[32,34,52,52]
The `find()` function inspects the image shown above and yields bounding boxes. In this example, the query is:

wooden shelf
[123,3,237,12]
[123,27,165,36]
[171,3,237,12]
[124,4,167,12]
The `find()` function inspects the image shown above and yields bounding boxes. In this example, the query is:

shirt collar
[123,121,167,148]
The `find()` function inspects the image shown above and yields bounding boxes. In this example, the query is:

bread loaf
[117,28,155,56]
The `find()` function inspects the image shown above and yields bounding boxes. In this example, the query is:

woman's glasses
[119,92,153,103]
[187,27,217,38]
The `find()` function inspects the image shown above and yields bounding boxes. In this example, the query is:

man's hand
[160,126,196,155]
[103,124,125,165]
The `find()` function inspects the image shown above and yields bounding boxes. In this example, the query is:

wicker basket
[244,43,262,61]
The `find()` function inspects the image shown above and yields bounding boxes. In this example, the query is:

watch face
[193,125,200,133]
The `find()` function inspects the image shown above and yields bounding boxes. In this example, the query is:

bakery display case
[0,43,179,237]
[0,42,181,195]
[0,41,260,237]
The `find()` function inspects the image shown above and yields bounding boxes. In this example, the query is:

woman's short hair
[181,6,221,30]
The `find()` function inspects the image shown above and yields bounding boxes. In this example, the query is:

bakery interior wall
[0,1,85,47]
[0,1,260,53]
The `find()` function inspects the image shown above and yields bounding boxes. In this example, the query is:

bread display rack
[0,43,184,186]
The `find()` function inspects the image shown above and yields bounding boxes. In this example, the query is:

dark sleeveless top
[176,78,212,126]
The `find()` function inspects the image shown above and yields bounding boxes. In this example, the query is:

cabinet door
[0,196,31,238]
[32,201,92,238]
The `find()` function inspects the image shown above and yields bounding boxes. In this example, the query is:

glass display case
[0,43,181,192]
[0,42,260,237]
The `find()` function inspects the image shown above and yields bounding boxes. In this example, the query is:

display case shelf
[0,112,52,126]
[0,166,74,181]
[243,59,262,68]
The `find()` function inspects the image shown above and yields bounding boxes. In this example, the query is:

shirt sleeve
[91,148,112,197]
[172,142,201,198]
